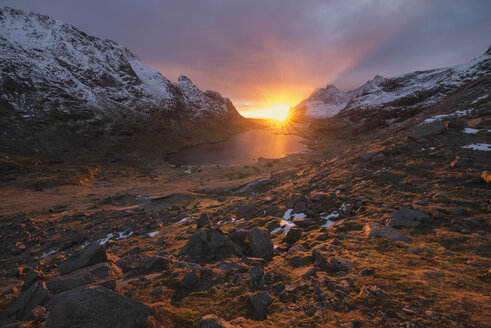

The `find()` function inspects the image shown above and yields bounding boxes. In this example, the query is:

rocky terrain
[1,68,490,327]
[0,6,490,328]
[0,7,251,163]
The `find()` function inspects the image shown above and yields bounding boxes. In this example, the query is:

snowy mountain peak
[0,7,241,121]
[293,49,490,119]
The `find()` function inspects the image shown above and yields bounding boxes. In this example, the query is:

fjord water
[167,127,309,166]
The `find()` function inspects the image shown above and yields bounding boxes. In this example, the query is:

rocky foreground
[0,81,489,327]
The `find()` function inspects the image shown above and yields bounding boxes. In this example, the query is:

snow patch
[463,128,479,134]
[99,231,133,245]
[148,231,160,237]
[461,143,491,151]
[471,94,488,104]
[40,249,58,259]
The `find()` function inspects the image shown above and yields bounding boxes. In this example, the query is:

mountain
[0,7,249,162]
[292,47,491,127]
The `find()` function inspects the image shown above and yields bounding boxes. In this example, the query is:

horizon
[1,0,490,119]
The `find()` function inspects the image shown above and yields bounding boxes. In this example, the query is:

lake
[167,128,309,166]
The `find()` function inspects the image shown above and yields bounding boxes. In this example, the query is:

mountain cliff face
[0,7,249,162]
[292,47,491,126]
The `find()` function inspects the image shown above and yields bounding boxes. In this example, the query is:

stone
[384,208,430,228]
[481,171,491,183]
[450,156,471,169]
[236,204,257,218]
[196,213,211,228]
[43,286,151,328]
[9,280,50,316]
[292,217,314,227]
[21,270,44,292]
[179,228,243,260]
[310,192,329,202]
[363,223,411,243]
[359,285,389,298]
[249,265,264,285]
[445,119,467,130]
[247,227,274,260]
[312,252,353,273]
[58,242,110,275]
[23,305,48,322]
[46,262,122,294]
[249,291,272,319]
[285,228,302,245]
[196,314,234,328]
[179,272,199,290]
[139,255,171,272]
[407,121,445,141]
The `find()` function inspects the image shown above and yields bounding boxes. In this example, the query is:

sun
[240,103,291,122]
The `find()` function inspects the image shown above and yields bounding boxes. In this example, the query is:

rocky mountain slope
[292,46,490,128]
[0,7,250,162]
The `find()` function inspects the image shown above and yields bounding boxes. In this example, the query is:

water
[167,128,309,166]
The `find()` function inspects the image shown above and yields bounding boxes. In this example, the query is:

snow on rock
[99,231,133,245]
[461,143,491,151]
[148,231,160,237]
[421,109,474,125]
[463,128,479,134]
[321,212,339,228]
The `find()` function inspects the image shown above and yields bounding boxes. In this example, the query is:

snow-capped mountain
[0,7,250,160]
[0,6,243,126]
[293,47,491,121]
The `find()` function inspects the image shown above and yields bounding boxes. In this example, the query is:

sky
[1,0,490,118]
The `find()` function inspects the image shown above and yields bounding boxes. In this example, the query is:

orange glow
[240,103,291,121]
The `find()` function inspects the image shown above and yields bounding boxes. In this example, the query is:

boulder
[139,255,171,273]
[285,228,302,245]
[312,252,353,273]
[43,286,151,328]
[46,262,122,294]
[196,314,234,328]
[58,242,110,275]
[249,265,264,286]
[9,281,50,315]
[179,228,243,260]
[196,213,211,228]
[363,223,411,243]
[179,272,200,290]
[407,122,445,141]
[247,228,274,260]
[450,156,471,169]
[249,291,272,319]
[384,208,430,228]
[445,119,467,130]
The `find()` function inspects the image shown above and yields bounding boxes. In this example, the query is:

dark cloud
[1,0,490,110]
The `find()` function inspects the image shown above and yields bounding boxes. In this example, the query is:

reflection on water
[168,128,309,166]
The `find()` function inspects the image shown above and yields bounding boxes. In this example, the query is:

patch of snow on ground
[148,231,160,237]
[422,109,474,125]
[40,249,58,259]
[463,128,479,134]
[81,241,90,248]
[321,212,339,228]
[178,216,193,223]
[271,209,299,234]
[99,230,133,245]
[234,177,270,194]
[421,147,436,151]
[471,94,488,104]
[461,143,491,151]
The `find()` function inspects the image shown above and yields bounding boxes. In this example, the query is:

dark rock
[179,272,200,290]
[9,281,50,315]
[196,314,234,328]
[293,202,307,213]
[363,223,411,243]
[139,255,171,273]
[310,192,329,202]
[285,228,302,245]
[247,227,274,260]
[384,207,430,228]
[197,213,211,228]
[43,286,151,328]
[236,204,257,218]
[292,217,314,227]
[361,268,375,276]
[21,270,44,292]
[249,265,264,286]
[179,228,243,260]
[450,156,471,169]
[23,305,48,322]
[249,291,272,319]
[445,119,467,130]
[359,285,389,298]
[46,262,122,294]
[58,242,110,275]
[407,122,445,141]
